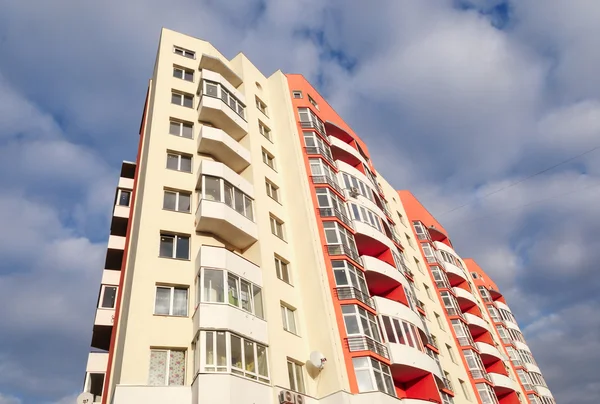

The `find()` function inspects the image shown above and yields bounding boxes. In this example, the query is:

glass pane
[101,286,117,308]
[244,195,253,220]
[163,191,177,210]
[344,315,360,335]
[203,177,221,202]
[230,335,242,369]
[354,368,373,392]
[178,193,190,212]
[203,269,224,303]
[171,93,181,105]
[253,286,264,319]
[175,236,189,259]
[205,332,214,366]
[234,188,245,215]
[172,288,188,316]
[287,361,296,390]
[183,95,193,108]
[281,306,288,330]
[257,345,268,377]
[169,121,180,135]
[148,350,167,385]
[118,190,130,206]
[224,182,234,208]
[295,363,305,393]
[216,332,227,367]
[288,309,297,334]
[244,340,255,373]
[182,123,193,138]
[166,154,179,170]
[168,351,185,385]
[403,322,414,347]
[184,71,194,82]
[393,319,405,344]
[334,269,349,286]
[159,235,174,258]
[382,316,396,343]
[374,369,385,392]
[228,274,239,306]
[180,156,192,172]
[154,287,171,315]
[384,373,395,395]
[205,82,218,97]
[240,280,252,313]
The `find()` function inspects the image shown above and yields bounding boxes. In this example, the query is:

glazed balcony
[346,335,389,359]
[318,207,354,229]
[362,255,409,294]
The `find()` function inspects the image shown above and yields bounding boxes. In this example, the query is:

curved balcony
[475,342,505,364]
[199,53,243,87]
[193,303,268,345]
[513,340,530,352]
[534,385,554,398]
[387,341,443,382]
[503,318,521,332]
[443,261,469,285]
[362,255,409,294]
[353,221,396,257]
[427,225,448,243]
[524,362,542,374]
[490,372,519,395]
[495,301,512,312]
[345,191,388,223]
[197,125,251,173]
[464,312,491,334]
[337,161,379,195]
[373,296,424,335]
[329,136,368,167]
[453,287,478,309]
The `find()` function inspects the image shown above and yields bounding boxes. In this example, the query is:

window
[265,179,279,202]
[281,304,297,334]
[471,272,479,279]
[169,119,193,138]
[199,176,254,220]
[446,344,458,363]
[159,233,189,259]
[303,131,333,162]
[308,94,319,110]
[166,152,192,173]
[201,80,246,119]
[148,349,186,386]
[352,357,395,396]
[405,233,415,248]
[199,268,264,319]
[459,379,471,400]
[323,221,359,259]
[435,312,445,330]
[255,96,268,115]
[262,148,275,169]
[292,91,302,99]
[309,157,339,183]
[171,91,193,108]
[275,255,291,284]
[173,66,194,82]
[341,172,374,202]
[380,315,423,350]
[464,350,487,377]
[441,391,454,404]
[348,202,383,232]
[332,260,369,297]
[85,373,104,402]
[163,190,191,212]
[154,286,188,316]
[173,46,195,59]
[287,360,305,393]
[258,121,271,141]
[396,211,407,226]
[476,383,498,404]
[298,107,326,135]
[414,258,424,273]
[117,189,131,207]
[424,284,433,300]
[99,285,117,309]
[342,305,382,342]
[270,215,285,239]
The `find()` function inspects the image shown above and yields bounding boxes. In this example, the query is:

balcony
[503,318,521,332]
[300,120,327,137]
[464,312,491,334]
[197,94,248,141]
[311,175,345,197]
[319,207,354,229]
[86,352,108,373]
[456,335,477,349]
[327,244,363,266]
[337,161,379,196]
[197,125,251,173]
[373,296,424,335]
[440,260,468,285]
[361,255,409,294]
[534,385,553,398]
[469,369,492,383]
[387,342,443,382]
[353,220,396,256]
[192,373,271,404]
[444,306,465,321]
[94,308,115,327]
[513,340,530,352]
[113,385,191,404]
[453,287,478,309]
[305,146,336,167]
[346,335,389,359]
[335,286,374,309]
[195,245,262,285]
[199,53,243,87]
[524,362,542,374]
[196,199,257,249]
[193,303,268,344]
[329,136,368,167]
[475,342,505,363]
[107,234,125,250]
[489,372,519,394]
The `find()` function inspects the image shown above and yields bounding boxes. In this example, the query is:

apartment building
[80,28,555,404]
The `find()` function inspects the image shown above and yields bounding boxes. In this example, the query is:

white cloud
[0,393,21,404]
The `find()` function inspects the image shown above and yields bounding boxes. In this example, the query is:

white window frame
[341,172,374,202]
[275,256,291,284]
[352,357,395,396]
[265,179,279,202]
[169,119,193,138]
[149,349,186,386]
[171,90,194,108]
[342,304,382,342]
[163,189,191,213]
[202,80,246,119]
[270,215,285,239]
[99,285,118,309]
[331,260,369,296]
[262,148,275,169]
[173,46,195,59]
[166,152,192,173]
[173,65,194,82]
[303,130,333,158]
[255,96,268,115]
[281,304,298,334]
[434,312,445,330]
[292,91,302,99]
[323,221,358,255]
[459,379,471,400]
[287,360,305,393]
[159,233,190,260]
[200,176,254,221]
[380,315,422,350]
[348,202,383,232]
[307,94,319,110]
[258,120,272,141]
[154,286,188,316]
[476,383,499,404]
[116,189,131,207]
[298,107,326,134]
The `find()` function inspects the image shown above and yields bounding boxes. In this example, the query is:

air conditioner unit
[279,390,294,404]
[349,187,360,197]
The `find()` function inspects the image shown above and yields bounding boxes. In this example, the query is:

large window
[287,360,305,393]
[488,305,501,322]
[309,157,338,181]
[323,221,358,257]
[199,175,254,221]
[303,131,333,161]
[352,357,395,396]
[451,319,472,346]
[348,202,383,232]
[275,255,291,284]
[508,328,525,343]
[154,286,188,316]
[202,80,246,119]
[518,349,536,365]
[439,250,464,269]
[281,304,297,334]
[199,268,264,319]
[431,266,450,288]
[163,189,191,212]
[421,243,437,263]
[464,350,486,377]
[199,331,268,382]
[169,119,193,138]
[148,349,186,386]
[332,260,369,297]
[440,291,461,316]
[476,383,498,404]
[316,188,347,214]
[342,305,382,342]
[298,107,326,135]
[270,215,285,239]
[166,152,192,172]
[412,221,430,240]
[380,315,423,350]
[499,308,517,323]
[159,233,190,259]
[341,172,374,202]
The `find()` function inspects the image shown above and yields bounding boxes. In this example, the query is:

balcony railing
[318,208,354,229]
[346,335,389,359]
[300,120,327,137]
[457,336,476,349]
[335,287,374,309]
[416,300,426,311]
[482,295,493,303]
[426,335,438,349]
[327,244,363,265]
[501,337,511,345]
[445,306,465,320]
[305,146,336,167]
[522,382,534,392]
[510,358,523,367]
[434,278,452,289]
[311,175,344,196]
[470,369,492,383]
[441,377,453,392]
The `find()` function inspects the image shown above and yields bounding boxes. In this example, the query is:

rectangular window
[476,383,498,404]
[117,189,131,207]
[163,190,191,212]
[298,107,326,135]
[154,286,188,316]
[281,304,297,334]
[174,46,195,59]
[148,349,186,386]
[435,312,445,330]
[459,379,471,400]
[169,119,193,138]
[415,258,425,273]
[265,179,279,202]
[287,360,305,393]
[166,152,192,173]
[446,344,458,363]
[159,233,190,259]
[171,91,193,108]
[258,121,271,141]
[255,96,268,115]
[406,233,415,248]
[424,284,433,300]
[332,260,370,297]
[292,91,302,99]
[85,373,104,402]
[270,215,285,239]
[308,94,319,110]
[200,176,254,221]
[199,268,263,319]
[262,148,275,169]
[275,255,291,284]
[352,357,395,396]
[173,66,194,82]
[202,80,246,119]
[99,285,117,309]
[342,305,382,342]
[397,211,407,226]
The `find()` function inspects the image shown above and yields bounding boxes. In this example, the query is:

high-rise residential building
[81,28,555,404]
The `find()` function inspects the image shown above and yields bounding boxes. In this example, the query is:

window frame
[265,179,280,202]
[258,120,272,141]
[287,359,305,393]
[307,94,319,110]
[255,96,268,115]
[380,315,423,350]
[331,260,369,297]
[171,90,194,108]
[281,304,298,334]
[292,91,303,99]
[201,80,246,119]
[275,255,291,284]
[169,119,194,139]
[199,175,254,221]
[154,285,189,317]
[348,201,383,232]
[323,221,359,256]
[270,214,285,240]
[173,46,195,59]
[166,152,192,173]
[342,304,382,342]
[352,357,395,396]
[262,148,276,170]
[341,172,374,202]
[116,189,131,207]
[163,189,191,213]
[148,348,186,386]
[172,65,194,82]
[99,285,118,309]
[159,233,190,260]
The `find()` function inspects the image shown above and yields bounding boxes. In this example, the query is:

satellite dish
[77,392,94,404]
[309,351,327,370]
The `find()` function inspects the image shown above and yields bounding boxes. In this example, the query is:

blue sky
[0,1,599,403]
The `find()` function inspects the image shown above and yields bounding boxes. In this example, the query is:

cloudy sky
[0,0,598,403]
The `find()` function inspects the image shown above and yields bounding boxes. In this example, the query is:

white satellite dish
[77,392,94,404]
[309,351,327,370]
